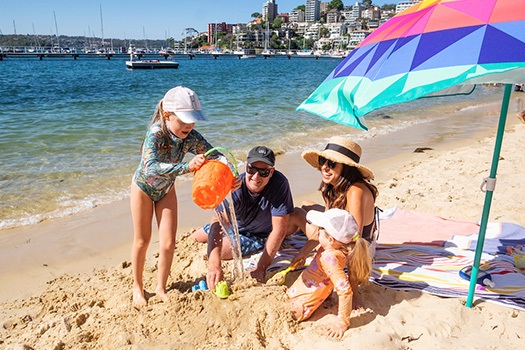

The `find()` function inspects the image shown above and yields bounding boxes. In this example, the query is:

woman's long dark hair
[319,163,378,210]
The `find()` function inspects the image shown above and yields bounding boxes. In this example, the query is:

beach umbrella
[297,0,525,308]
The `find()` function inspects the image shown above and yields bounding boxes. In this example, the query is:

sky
[1,0,391,40]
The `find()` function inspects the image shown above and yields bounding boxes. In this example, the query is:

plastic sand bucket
[192,147,238,210]
[214,281,230,299]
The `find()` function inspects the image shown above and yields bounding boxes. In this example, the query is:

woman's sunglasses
[246,164,272,178]
[318,156,337,169]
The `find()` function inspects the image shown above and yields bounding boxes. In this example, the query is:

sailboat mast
[53,11,59,48]
[32,23,40,49]
[100,4,104,48]
[143,26,147,51]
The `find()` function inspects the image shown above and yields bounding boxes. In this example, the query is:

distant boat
[234,48,256,59]
[329,50,347,59]
[296,50,314,56]
[261,49,275,57]
[125,51,179,69]
[261,23,274,57]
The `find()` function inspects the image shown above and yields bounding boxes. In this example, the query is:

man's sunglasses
[246,164,272,177]
[318,156,337,169]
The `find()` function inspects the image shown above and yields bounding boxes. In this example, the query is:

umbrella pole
[466,84,512,308]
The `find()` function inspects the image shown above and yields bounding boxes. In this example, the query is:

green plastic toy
[214,281,230,299]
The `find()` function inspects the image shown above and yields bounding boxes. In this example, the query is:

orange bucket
[192,147,238,209]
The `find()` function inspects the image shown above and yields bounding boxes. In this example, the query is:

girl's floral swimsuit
[133,122,214,201]
[287,247,352,328]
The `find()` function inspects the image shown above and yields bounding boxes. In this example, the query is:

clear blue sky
[1,0,391,40]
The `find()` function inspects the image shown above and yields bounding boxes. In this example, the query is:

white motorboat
[126,51,179,69]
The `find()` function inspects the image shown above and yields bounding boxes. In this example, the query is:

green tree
[328,0,344,11]
[251,12,261,19]
[273,17,282,28]
[381,3,397,11]
[322,43,332,51]
[295,5,306,12]
[320,27,330,38]
[362,0,372,8]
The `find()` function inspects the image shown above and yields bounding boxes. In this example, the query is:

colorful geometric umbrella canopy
[297,0,525,130]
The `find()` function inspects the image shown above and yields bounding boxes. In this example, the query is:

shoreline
[1,110,522,303]
[2,87,522,231]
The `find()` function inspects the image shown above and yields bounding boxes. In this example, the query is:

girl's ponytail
[347,237,372,286]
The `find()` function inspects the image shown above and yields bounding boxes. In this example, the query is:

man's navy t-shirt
[232,170,294,238]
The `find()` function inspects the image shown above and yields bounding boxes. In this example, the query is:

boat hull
[126,61,179,69]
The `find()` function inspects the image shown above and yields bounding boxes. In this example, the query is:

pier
[0,51,341,61]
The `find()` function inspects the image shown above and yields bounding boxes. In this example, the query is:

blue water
[0,55,519,229]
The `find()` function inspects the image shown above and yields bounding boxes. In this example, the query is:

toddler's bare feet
[517,113,525,124]
[132,287,147,309]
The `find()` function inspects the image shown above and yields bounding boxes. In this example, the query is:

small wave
[0,188,130,231]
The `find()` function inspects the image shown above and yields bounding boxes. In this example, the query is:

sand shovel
[267,261,300,286]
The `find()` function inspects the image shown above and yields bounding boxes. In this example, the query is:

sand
[1,119,525,349]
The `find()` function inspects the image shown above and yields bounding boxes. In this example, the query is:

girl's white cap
[163,86,207,124]
[307,208,359,244]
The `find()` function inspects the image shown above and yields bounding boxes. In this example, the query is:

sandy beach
[1,115,525,349]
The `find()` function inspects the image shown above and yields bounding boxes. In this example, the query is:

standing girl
[287,209,371,339]
[131,86,214,308]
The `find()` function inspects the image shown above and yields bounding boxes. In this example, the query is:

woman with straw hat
[289,136,379,299]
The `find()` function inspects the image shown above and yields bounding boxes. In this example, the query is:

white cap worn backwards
[306,208,359,244]
[163,86,207,124]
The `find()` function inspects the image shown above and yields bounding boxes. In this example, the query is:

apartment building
[289,9,305,23]
[262,0,278,22]
[396,1,421,13]
[305,0,321,22]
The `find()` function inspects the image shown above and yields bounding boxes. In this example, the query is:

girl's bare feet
[155,288,169,302]
[132,287,147,309]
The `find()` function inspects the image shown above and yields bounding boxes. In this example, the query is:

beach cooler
[192,147,238,210]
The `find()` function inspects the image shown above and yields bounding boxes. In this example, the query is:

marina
[0,50,342,61]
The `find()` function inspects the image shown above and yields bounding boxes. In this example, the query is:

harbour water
[0,55,522,230]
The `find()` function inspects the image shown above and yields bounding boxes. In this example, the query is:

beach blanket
[243,233,313,273]
[371,244,525,310]
[374,207,525,310]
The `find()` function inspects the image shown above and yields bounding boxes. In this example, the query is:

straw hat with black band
[302,136,374,180]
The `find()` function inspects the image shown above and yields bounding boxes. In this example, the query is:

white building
[326,23,347,38]
[349,30,370,48]
[326,9,340,24]
[396,1,421,14]
[304,22,323,40]
[351,2,364,20]
[362,6,381,20]
[305,0,321,22]
[289,9,305,23]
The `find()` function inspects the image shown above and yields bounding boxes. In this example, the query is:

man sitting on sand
[191,146,304,289]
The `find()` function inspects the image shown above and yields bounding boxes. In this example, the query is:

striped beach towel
[371,244,525,310]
